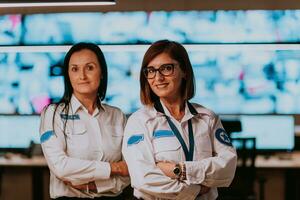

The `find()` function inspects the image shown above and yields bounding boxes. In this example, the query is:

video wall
[1,10,300,45]
[1,49,300,114]
[1,10,300,115]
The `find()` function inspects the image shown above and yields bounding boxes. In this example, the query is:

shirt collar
[154,99,196,122]
[70,94,105,115]
[70,95,81,113]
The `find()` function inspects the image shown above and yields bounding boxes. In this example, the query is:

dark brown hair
[62,42,108,103]
[46,42,108,149]
[140,40,195,105]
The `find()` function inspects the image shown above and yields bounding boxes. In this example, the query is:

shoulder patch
[60,114,80,120]
[127,134,144,146]
[215,128,232,146]
[153,130,174,138]
[40,131,54,143]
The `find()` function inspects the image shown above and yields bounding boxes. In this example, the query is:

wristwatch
[173,163,182,179]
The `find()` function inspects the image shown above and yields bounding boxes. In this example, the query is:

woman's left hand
[110,161,129,176]
[199,185,211,195]
[156,161,177,179]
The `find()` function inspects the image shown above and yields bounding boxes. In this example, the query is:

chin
[157,91,181,100]
[77,89,91,94]
[75,89,97,96]
[155,92,172,99]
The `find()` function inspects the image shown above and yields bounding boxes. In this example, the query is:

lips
[155,83,168,89]
[78,82,89,85]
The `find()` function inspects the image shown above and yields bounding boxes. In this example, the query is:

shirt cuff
[94,161,111,180]
[185,161,205,185]
[175,184,200,200]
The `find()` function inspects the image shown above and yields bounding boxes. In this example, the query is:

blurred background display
[1,10,300,45]
[230,115,295,151]
[0,10,299,149]
[1,10,300,115]
[0,15,22,45]
[21,10,300,44]
[0,115,40,149]
[1,48,300,114]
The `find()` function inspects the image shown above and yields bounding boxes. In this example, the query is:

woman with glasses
[122,40,237,200]
[39,42,130,199]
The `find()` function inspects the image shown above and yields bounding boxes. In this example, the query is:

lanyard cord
[165,116,194,161]
[154,101,197,161]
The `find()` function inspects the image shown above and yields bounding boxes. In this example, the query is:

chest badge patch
[40,130,54,143]
[127,134,144,146]
[60,114,80,120]
[153,130,174,138]
[215,128,232,146]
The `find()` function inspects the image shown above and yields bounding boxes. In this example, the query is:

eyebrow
[70,62,97,66]
[86,62,97,65]
[147,63,174,68]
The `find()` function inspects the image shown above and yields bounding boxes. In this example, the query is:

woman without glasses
[40,42,130,200]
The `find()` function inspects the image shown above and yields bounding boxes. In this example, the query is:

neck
[161,98,185,121]
[74,93,97,115]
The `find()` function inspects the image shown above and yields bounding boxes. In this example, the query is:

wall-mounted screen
[15,10,300,45]
[0,15,22,45]
[0,115,40,149]
[231,115,295,151]
[1,46,300,114]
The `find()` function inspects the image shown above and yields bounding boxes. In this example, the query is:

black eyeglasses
[143,63,177,79]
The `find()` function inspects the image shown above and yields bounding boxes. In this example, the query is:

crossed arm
[63,161,129,191]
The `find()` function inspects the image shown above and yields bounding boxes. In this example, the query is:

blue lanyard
[154,101,197,161]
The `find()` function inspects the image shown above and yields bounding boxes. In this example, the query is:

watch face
[173,167,181,175]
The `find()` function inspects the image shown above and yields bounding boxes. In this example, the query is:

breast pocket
[194,133,212,160]
[66,122,89,150]
[105,125,124,152]
[153,134,182,162]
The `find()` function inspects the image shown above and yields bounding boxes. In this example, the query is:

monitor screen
[0,15,22,45]
[21,10,300,45]
[1,48,300,114]
[231,115,295,151]
[0,115,40,149]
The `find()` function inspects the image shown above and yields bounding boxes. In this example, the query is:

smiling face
[146,53,185,103]
[68,49,101,99]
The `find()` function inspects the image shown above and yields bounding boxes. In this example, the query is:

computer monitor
[0,115,40,152]
[231,115,295,152]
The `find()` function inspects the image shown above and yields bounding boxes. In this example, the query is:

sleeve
[185,114,237,187]
[39,105,111,186]
[122,113,200,199]
[94,110,130,192]
[94,176,130,194]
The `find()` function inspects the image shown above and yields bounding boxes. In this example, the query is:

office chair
[221,119,242,134]
[218,137,261,200]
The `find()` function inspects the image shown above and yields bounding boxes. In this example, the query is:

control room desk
[254,152,300,200]
[1,153,300,200]
[0,156,48,200]
[256,152,300,168]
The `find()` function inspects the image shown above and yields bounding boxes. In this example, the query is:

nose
[154,70,164,81]
[79,68,87,80]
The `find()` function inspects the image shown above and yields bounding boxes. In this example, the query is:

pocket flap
[105,125,124,137]
[153,136,181,153]
[71,122,87,135]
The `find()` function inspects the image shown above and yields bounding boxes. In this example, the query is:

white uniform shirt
[39,95,130,198]
[122,101,237,200]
